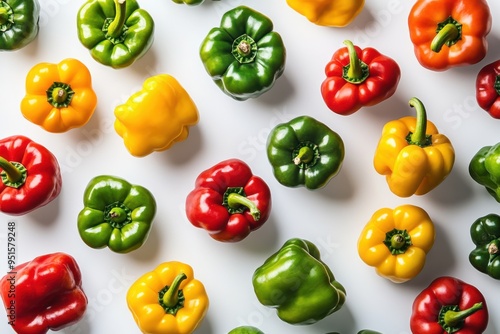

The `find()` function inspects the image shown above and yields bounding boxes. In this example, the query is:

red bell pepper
[185,158,272,242]
[321,40,401,116]
[0,252,88,334]
[476,59,500,119]
[0,135,62,215]
[410,276,488,334]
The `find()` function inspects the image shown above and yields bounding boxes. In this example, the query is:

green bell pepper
[228,326,264,334]
[0,0,39,51]
[469,142,500,202]
[252,238,346,325]
[77,0,154,69]
[266,115,344,190]
[469,213,500,280]
[199,5,286,101]
[77,175,156,254]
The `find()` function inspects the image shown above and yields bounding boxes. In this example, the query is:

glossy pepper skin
[374,97,455,197]
[200,5,286,101]
[321,40,401,115]
[114,74,199,157]
[20,58,98,133]
[476,59,500,119]
[127,261,209,334]
[186,159,271,242]
[469,213,500,279]
[252,238,346,325]
[357,204,435,283]
[228,326,264,334]
[286,0,364,27]
[0,135,61,215]
[410,276,488,334]
[266,115,344,190]
[0,252,87,334]
[78,175,156,253]
[408,0,491,71]
[469,142,500,202]
[77,0,154,69]
[0,0,40,51]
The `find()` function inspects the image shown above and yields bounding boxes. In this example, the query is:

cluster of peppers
[1,0,499,332]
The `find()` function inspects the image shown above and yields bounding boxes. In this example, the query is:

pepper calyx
[342,40,369,84]
[292,141,320,169]
[438,302,483,333]
[223,187,260,221]
[104,201,132,228]
[46,82,75,108]
[0,158,27,189]
[158,272,186,315]
[494,75,500,96]
[432,16,462,53]
[0,2,14,32]
[383,228,412,255]
[232,34,257,64]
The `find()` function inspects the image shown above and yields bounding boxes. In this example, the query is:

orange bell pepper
[20,58,98,133]
[408,0,492,71]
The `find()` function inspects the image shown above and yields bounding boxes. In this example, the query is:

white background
[1,0,500,333]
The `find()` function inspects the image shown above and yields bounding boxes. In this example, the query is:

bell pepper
[77,0,154,69]
[321,40,401,115]
[266,115,344,190]
[476,59,500,119]
[408,0,492,71]
[0,135,61,216]
[199,5,286,101]
[469,142,500,202]
[185,158,271,242]
[252,238,346,325]
[78,175,156,253]
[357,204,435,283]
[373,97,455,197]
[286,0,364,27]
[20,58,98,133]
[410,276,488,334]
[114,74,199,157]
[127,261,209,334]
[0,252,87,334]
[469,213,500,279]
[228,326,264,334]
[0,0,40,51]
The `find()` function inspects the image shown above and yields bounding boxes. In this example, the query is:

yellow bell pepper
[357,204,435,283]
[20,58,98,133]
[373,97,455,197]
[286,0,365,27]
[114,74,199,157]
[126,261,209,334]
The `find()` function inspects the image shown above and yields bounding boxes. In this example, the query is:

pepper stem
[488,240,499,255]
[108,207,127,224]
[408,97,432,147]
[107,0,127,39]
[161,273,187,308]
[293,146,313,165]
[431,23,460,53]
[383,228,412,255]
[342,40,369,84]
[227,192,261,221]
[0,157,27,189]
[443,303,483,328]
[494,76,500,96]
[0,7,7,26]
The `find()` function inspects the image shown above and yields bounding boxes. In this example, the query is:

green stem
[107,0,127,39]
[383,229,412,255]
[52,87,68,105]
[227,192,260,221]
[342,40,369,84]
[494,76,500,96]
[488,239,499,255]
[443,302,483,328]
[408,97,431,147]
[0,7,7,26]
[161,273,186,309]
[109,207,127,224]
[0,157,23,188]
[431,23,460,53]
[293,146,313,165]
